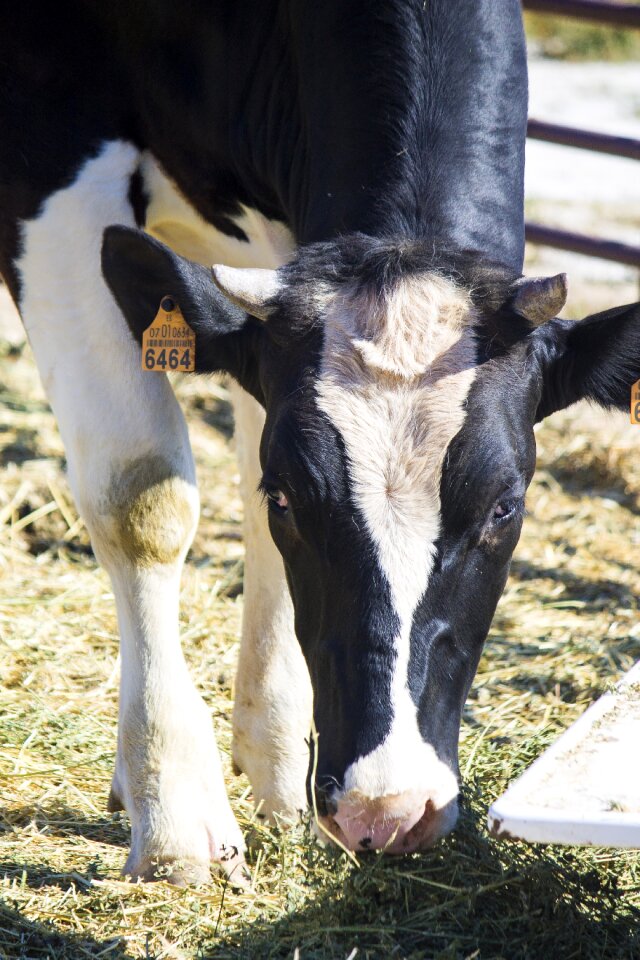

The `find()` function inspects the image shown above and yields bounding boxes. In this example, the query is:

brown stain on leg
[104,454,196,567]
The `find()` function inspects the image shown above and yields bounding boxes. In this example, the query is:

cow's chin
[314,792,459,855]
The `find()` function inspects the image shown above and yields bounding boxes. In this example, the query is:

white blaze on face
[316,273,477,804]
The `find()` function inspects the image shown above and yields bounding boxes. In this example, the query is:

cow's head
[103,227,640,853]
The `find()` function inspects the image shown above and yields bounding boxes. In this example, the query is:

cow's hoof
[124,856,212,887]
[122,838,250,888]
[217,846,251,889]
[118,802,250,887]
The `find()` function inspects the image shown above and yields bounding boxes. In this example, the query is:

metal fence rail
[522,1,640,267]
[526,224,640,267]
[527,119,640,161]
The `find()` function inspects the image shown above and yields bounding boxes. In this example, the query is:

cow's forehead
[315,272,477,617]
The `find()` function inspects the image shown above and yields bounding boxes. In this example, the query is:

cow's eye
[265,487,289,512]
[491,500,518,523]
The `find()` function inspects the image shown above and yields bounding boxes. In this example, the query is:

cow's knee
[83,453,199,569]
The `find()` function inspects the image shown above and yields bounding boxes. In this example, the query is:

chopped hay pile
[1,285,639,958]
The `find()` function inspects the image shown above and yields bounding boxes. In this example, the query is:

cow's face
[103,228,640,853]
[243,252,543,853]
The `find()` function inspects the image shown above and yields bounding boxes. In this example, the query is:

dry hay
[1,287,639,959]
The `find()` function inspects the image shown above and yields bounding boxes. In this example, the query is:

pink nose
[320,790,455,854]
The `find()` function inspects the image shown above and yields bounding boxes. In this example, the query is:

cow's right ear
[101,226,266,403]
[533,300,640,421]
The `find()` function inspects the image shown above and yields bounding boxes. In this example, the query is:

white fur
[317,277,476,806]
[211,265,281,319]
[16,141,245,879]
[140,152,294,267]
[140,153,311,818]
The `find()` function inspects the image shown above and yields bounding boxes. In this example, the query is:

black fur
[101,226,265,401]
[2,0,527,278]
[534,304,640,419]
[128,169,150,229]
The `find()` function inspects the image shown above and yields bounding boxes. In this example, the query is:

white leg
[230,384,313,820]
[16,141,245,884]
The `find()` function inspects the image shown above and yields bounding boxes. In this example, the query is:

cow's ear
[101,226,266,402]
[510,273,568,326]
[534,301,640,421]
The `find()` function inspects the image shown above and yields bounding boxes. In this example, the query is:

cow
[2,0,639,885]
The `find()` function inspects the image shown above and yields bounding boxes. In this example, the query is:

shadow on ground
[0,860,107,892]
[545,460,640,517]
[1,805,130,848]
[211,805,640,960]
[0,900,132,959]
[2,805,638,960]
[509,557,639,613]
[191,391,235,440]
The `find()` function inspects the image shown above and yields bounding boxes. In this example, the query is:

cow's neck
[280,1,527,273]
[106,0,527,273]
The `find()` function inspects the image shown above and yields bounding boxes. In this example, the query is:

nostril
[327,790,457,854]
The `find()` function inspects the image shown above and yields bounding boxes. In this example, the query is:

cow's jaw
[313,273,477,851]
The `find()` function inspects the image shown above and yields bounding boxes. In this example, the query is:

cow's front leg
[15,141,245,884]
[105,557,246,885]
[230,385,313,820]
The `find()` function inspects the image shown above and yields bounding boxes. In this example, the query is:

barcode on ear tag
[631,379,640,425]
[141,296,195,372]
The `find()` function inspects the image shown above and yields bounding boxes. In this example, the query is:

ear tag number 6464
[632,379,640,426]
[141,296,196,372]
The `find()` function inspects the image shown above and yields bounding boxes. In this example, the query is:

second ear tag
[631,379,640,425]
[141,296,195,372]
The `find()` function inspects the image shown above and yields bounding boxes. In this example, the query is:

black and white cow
[2,0,639,883]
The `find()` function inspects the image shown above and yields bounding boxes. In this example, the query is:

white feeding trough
[488,661,640,848]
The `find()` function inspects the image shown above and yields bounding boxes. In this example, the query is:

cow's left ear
[101,226,268,403]
[534,301,640,421]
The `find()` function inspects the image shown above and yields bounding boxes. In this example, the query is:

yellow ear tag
[141,296,195,372]
[631,379,640,425]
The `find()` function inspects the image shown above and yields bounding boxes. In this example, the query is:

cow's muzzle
[316,788,459,853]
